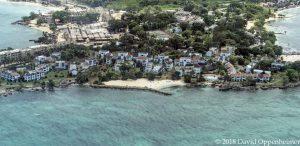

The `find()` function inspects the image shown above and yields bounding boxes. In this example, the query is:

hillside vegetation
[75,0,242,9]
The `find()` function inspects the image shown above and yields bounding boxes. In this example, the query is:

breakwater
[90,84,172,96]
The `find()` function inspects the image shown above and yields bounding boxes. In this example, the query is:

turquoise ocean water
[0,1,52,49]
[268,7,300,52]
[1,2,300,146]
[1,86,300,146]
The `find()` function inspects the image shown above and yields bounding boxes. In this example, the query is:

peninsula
[1,0,300,95]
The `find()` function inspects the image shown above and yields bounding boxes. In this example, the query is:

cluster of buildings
[0,45,50,62]
[98,49,215,78]
[0,64,50,82]
[174,10,204,24]
[261,0,299,8]
[64,22,112,44]
[1,42,287,84]
[216,46,286,82]
[97,44,287,83]
[0,51,66,82]
[228,60,288,82]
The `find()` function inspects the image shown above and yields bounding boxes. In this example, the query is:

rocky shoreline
[218,82,300,91]
[2,80,300,97]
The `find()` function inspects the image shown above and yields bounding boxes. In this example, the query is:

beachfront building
[253,69,271,75]
[105,56,113,65]
[152,65,163,74]
[51,52,62,60]
[231,69,271,82]
[138,52,149,58]
[193,64,203,74]
[114,59,125,72]
[35,55,47,65]
[156,54,170,63]
[179,57,192,66]
[191,53,202,64]
[0,70,21,82]
[206,47,219,57]
[69,64,78,76]
[117,52,129,60]
[271,61,288,71]
[136,56,149,66]
[175,66,184,77]
[165,59,174,71]
[184,65,194,75]
[231,72,271,82]
[245,65,253,74]
[219,46,236,63]
[35,64,50,73]
[145,62,154,73]
[55,61,67,70]
[23,70,46,82]
[40,12,53,23]
[98,50,110,59]
[85,58,97,67]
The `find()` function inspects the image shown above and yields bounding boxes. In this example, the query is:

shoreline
[247,5,300,30]
[3,80,300,97]
[247,5,300,62]
[28,20,53,33]
[0,0,64,11]
[280,55,300,62]
[0,76,300,97]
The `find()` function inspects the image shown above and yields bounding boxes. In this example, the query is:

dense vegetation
[75,0,236,9]
[52,11,99,24]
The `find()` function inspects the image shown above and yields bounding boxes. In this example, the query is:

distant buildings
[148,30,172,41]
[64,23,112,44]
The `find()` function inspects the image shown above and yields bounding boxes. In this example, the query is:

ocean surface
[1,86,300,146]
[0,1,53,49]
[268,7,300,52]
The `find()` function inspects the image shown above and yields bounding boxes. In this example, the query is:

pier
[90,84,173,96]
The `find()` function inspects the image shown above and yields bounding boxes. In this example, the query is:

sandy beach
[0,0,64,11]
[246,21,255,30]
[57,32,66,42]
[103,79,186,90]
[28,19,53,33]
[246,10,283,30]
[280,55,300,62]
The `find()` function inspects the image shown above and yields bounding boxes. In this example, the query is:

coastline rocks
[0,89,13,97]
[219,83,259,91]
[11,20,28,25]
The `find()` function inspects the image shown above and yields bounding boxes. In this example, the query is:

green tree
[47,80,55,91]
[147,73,155,81]
[52,11,70,23]
[291,61,300,72]
[184,75,192,83]
[41,81,46,90]
[286,69,299,82]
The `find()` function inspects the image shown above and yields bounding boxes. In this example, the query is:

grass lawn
[106,0,140,9]
[42,70,72,85]
[258,72,286,87]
